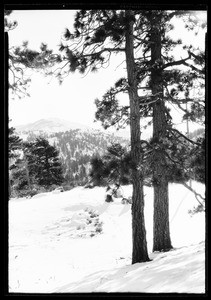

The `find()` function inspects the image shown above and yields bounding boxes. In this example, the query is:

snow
[8,182,205,294]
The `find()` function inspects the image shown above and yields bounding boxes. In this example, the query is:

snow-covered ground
[8,181,205,294]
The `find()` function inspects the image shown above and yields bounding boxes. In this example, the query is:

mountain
[15,117,131,139]
[15,118,130,187]
[15,118,92,133]
[12,118,204,189]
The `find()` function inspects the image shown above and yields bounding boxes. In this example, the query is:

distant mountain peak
[14,118,131,139]
[15,118,92,133]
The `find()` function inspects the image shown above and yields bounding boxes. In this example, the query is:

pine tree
[10,140,39,197]
[10,156,33,197]
[42,9,205,257]
[90,156,107,186]
[8,126,23,197]
[29,137,64,188]
[51,9,150,263]
[94,10,206,252]
[90,143,132,187]
[22,141,38,192]
[148,10,205,251]
[8,126,22,159]
[5,10,60,99]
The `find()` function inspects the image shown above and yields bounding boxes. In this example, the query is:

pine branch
[167,10,196,20]
[138,97,159,106]
[164,85,189,114]
[51,60,69,74]
[182,182,205,206]
[176,98,205,104]
[138,92,163,106]
[169,127,202,146]
[163,51,204,74]
[114,59,126,71]
[162,54,191,69]
[182,61,204,74]
[140,140,153,148]
[188,50,204,62]
[162,149,191,178]
[82,46,125,58]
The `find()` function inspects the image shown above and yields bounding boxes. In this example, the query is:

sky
[7,9,207,134]
[8,10,126,130]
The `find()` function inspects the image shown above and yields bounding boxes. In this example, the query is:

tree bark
[150,15,173,252]
[125,10,149,263]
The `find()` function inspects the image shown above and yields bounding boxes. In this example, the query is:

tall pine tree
[93,10,206,252]
[42,9,205,257]
[50,9,150,263]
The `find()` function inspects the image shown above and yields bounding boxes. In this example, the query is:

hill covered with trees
[14,121,129,190]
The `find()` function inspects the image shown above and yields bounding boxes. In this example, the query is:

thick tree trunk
[150,15,173,252]
[125,10,149,263]
[152,85,172,252]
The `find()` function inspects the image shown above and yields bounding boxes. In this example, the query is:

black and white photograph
[5,5,207,295]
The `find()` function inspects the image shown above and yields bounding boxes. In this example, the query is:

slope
[8,181,205,293]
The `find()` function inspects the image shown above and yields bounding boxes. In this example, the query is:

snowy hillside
[9,181,205,294]
[14,119,129,186]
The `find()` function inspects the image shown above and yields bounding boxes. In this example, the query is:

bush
[105,194,113,202]
[83,208,103,236]
[95,222,103,233]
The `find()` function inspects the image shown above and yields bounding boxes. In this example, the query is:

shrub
[105,194,113,202]
[95,221,103,233]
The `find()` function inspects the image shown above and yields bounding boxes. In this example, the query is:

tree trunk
[5,32,9,198]
[150,15,173,252]
[125,10,149,263]
[25,158,32,192]
[8,160,12,198]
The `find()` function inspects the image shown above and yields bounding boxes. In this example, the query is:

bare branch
[182,182,205,206]
[162,54,191,69]
[115,59,126,71]
[82,46,125,58]
[51,60,69,74]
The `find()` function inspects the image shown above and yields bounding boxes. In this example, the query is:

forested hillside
[16,126,129,187]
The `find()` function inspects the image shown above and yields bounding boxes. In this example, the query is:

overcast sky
[7,9,206,134]
[8,10,127,130]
